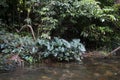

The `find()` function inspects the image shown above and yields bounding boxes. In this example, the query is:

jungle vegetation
[0,0,120,71]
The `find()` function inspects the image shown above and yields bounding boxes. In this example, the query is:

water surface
[0,58,120,80]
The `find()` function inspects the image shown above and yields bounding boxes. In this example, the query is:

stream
[0,58,120,80]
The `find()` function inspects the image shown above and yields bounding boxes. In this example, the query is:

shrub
[0,31,38,64]
[37,37,86,61]
[0,31,86,63]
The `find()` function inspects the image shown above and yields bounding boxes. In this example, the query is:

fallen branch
[110,46,120,54]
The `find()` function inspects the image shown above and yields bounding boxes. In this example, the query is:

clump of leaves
[37,37,86,61]
[0,31,86,63]
[0,31,38,64]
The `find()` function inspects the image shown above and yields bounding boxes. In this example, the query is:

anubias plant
[37,37,86,61]
[0,31,86,63]
[0,31,38,64]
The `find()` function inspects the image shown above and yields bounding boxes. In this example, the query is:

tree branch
[110,46,120,54]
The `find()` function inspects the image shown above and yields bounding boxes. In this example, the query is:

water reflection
[0,59,120,80]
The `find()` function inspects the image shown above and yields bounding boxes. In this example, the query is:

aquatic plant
[37,37,86,61]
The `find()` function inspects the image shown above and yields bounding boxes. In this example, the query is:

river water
[0,58,120,80]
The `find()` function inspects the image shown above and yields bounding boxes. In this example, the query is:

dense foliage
[0,0,120,49]
[0,29,86,71]
[0,31,86,63]
[37,37,86,61]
